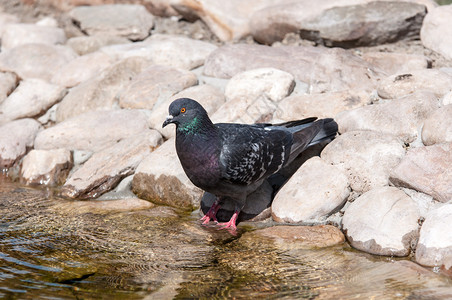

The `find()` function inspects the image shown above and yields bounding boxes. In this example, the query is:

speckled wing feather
[217,123,293,185]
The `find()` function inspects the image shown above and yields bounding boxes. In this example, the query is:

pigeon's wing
[217,124,293,185]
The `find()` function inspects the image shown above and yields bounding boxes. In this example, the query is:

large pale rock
[272,157,349,223]
[35,109,151,152]
[56,57,152,122]
[132,139,203,210]
[1,23,66,51]
[69,4,154,41]
[377,69,452,99]
[61,131,162,199]
[336,91,439,143]
[204,44,384,93]
[416,204,452,270]
[119,65,198,109]
[211,68,294,124]
[51,51,115,88]
[100,34,218,70]
[0,44,78,82]
[421,5,452,61]
[20,149,73,186]
[390,143,452,203]
[251,1,426,46]
[343,186,420,256]
[361,52,430,75]
[421,104,452,146]
[148,84,226,138]
[0,119,42,169]
[0,79,66,125]
[321,131,405,193]
[0,72,18,104]
[67,35,131,55]
[0,12,18,37]
[275,90,372,121]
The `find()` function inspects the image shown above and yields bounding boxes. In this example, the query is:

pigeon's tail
[286,118,338,164]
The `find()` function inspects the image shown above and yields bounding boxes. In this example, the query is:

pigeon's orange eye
[181,107,186,113]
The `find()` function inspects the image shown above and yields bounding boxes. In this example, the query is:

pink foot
[200,202,221,224]
[218,210,239,231]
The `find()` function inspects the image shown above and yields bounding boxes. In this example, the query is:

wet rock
[0,79,67,125]
[377,69,452,99]
[149,84,226,139]
[361,52,430,75]
[35,109,151,152]
[272,157,349,223]
[200,180,273,223]
[421,104,452,146]
[1,23,66,51]
[389,142,452,203]
[204,44,383,93]
[0,43,78,82]
[243,225,345,249]
[275,90,372,121]
[336,91,439,143]
[342,186,420,256]
[0,119,42,169]
[54,197,155,214]
[421,5,452,61]
[132,139,203,210]
[415,203,452,271]
[210,68,294,124]
[100,34,217,70]
[119,65,198,109]
[0,72,18,104]
[51,51,115,88]
[61,131,162,199]
[66,34,132,55]
[56,57,152,122]
[69,4,154,41]
[251,1,426,46]
[20,149,73,186]
[321,131,405,193]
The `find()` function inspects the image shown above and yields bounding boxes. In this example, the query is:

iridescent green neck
[178,117,201,134]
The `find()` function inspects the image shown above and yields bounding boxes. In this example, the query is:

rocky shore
[0,0,451,274]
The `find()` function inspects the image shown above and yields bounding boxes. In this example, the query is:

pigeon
[162,98,338,230]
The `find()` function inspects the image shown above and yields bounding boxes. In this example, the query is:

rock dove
[163,98,337,230]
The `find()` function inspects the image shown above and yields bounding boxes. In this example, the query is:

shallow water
[0,175,452,299]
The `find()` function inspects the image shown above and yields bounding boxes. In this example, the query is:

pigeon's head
[162,98,209,130]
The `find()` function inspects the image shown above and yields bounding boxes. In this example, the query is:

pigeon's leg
[218,209,239,230]
[200,198,221,224]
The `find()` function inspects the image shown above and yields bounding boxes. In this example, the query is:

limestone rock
[67,34,131,55]
[20,149,73,186]
[361,52,430,75]
[0,44,78,82]
[377,69,452,99]
[132,139,203,210]
[56,57,152,122]
[390,143,452,203]
[272,157,349,223]
[336,91,439,143]
[0,12,19,37]
[251,1,426,46]
[0,119,42,169]
[204,44,383,93]
[1,23,66,51]
[275,90,372,121]
[321,131,405,193]
[421,5,452,61]
[421,104,452,146]
[0,72,18,104]
[148,84,226,139]
[69,4,154,41]
[119,65,198,109]
[416,203,452,270]
[0,79,67,125]
[342,186,420,256]
[35,109,151,152]
[61,131,162,199]
[51,51,115,88]
[53,197,154,214]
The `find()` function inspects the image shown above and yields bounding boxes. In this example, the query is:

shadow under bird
[163,98,338,231]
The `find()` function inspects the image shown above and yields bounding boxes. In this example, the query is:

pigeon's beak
[162,115,174,128]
